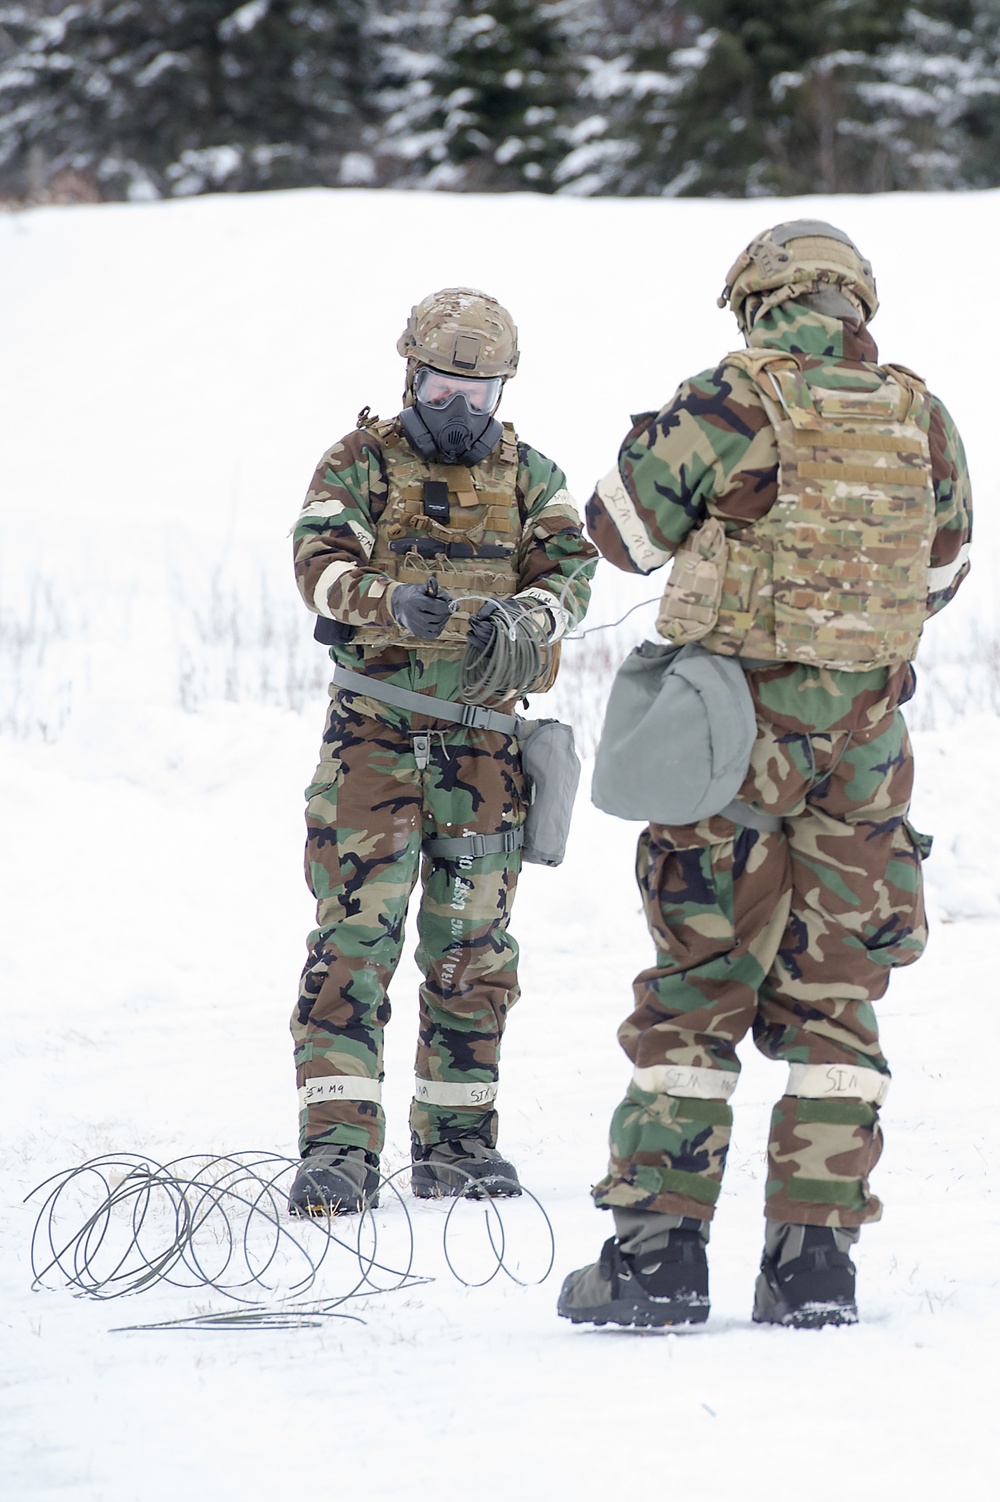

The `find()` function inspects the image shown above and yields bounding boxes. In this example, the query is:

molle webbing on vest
[353,419,523,658]
[659,351,938,671]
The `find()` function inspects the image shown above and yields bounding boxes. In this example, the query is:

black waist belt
[332,666,519,735]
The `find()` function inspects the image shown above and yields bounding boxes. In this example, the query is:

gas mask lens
[413,367,502,414]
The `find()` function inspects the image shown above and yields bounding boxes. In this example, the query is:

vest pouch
[516,718,581,866]
[314,615,356,647]
[591,640,756,826]
[655,517,727,645]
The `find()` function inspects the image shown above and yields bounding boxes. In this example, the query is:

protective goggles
[413,366,503,414]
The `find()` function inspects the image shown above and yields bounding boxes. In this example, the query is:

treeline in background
[2,1,999,204]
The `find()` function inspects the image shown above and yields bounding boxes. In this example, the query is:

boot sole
[287,1192,380,1217]
[753,1262,857,1328]
[559,1297,710,1329]
[753,1301,857,1329]
[411,1168,521,1200]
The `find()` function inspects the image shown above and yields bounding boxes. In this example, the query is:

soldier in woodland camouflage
[287,287,595,1215]
[558,222,971,1329]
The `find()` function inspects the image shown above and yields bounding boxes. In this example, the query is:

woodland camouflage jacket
[293,415,596,703]
[587,303,972,734]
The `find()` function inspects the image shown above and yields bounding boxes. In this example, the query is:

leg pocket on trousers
[304,759,344,902]
[857,817,929,969]
[636,826,736,973]
[904,819,933,861]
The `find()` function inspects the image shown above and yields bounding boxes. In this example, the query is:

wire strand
[25,1151,555,1332]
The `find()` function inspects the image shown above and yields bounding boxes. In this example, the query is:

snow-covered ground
[2,187,998,1501]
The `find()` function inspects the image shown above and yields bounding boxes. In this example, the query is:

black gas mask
[400,366,503,466]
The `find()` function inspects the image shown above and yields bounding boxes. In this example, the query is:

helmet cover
[719,220,879,331]
[397,287,519,380]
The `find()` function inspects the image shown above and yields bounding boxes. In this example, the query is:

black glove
[467,598,503,652]
[468,597,548,652]
[390,577,454,639]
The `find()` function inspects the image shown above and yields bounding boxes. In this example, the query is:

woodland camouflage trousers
[593,707,930,1228]
[292,691,526,1158]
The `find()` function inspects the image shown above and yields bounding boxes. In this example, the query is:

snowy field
[1,186,999,1500]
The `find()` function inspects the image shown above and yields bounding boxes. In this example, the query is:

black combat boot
[558,1219,710,1328]
[410,1136,521,1199]
[752,1222,859,1328]
[287,1146,380,1217]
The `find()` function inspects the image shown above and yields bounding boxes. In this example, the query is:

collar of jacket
[746,300,879,363]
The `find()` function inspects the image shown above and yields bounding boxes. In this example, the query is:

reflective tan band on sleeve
[927,543,970,594]
[515,586,573,641]
[297,506,375,557]
[786,1063,890,1106]
[595,467,673,574]
[632,1064,739,1100]
[312,560,354,617]
[299,1076,382,1106]
[537,486,579,515]
[413,1078,499,1108]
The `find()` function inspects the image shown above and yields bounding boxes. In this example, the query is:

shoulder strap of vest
[883,362,928,393]
[498,420,519,468]
[722,349,800,381]
[370,415,402,443]
[722,349,807,429]
[881,362,931,422]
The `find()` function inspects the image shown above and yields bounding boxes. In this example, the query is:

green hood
[746,300,878,362]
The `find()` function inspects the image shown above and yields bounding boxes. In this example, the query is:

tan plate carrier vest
[657,350,938,670]
[352,417,525,660]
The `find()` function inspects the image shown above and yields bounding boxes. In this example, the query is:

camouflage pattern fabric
[587,304,972,669]
[290,418,596,1158]
[350,416,524,654]
[593,704,926,1227]
[293,691,527,1157]
[720,224,879,330]
[586,299,971,1229]
[397,287,519,379]
[292,417,595,700]
[658,353,939,669]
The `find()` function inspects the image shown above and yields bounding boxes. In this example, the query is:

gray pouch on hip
[516,718,581,866]
[591,640,756,825]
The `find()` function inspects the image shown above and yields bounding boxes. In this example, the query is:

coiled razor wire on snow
[24,1152,555,1332]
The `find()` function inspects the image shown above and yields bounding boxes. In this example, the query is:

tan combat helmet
[397,286,519,380]
[718,220,879,334]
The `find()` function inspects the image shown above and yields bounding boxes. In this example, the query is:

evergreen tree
[849,2,1000,190]
[3,0,1000,201]
[554,1,700,195]
[378,0,582,191]
[0,0,378,200]
[564,0,929,196]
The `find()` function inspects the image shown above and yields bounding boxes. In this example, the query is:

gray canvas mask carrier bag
[591,641,757,825]
[517,718,581,866]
